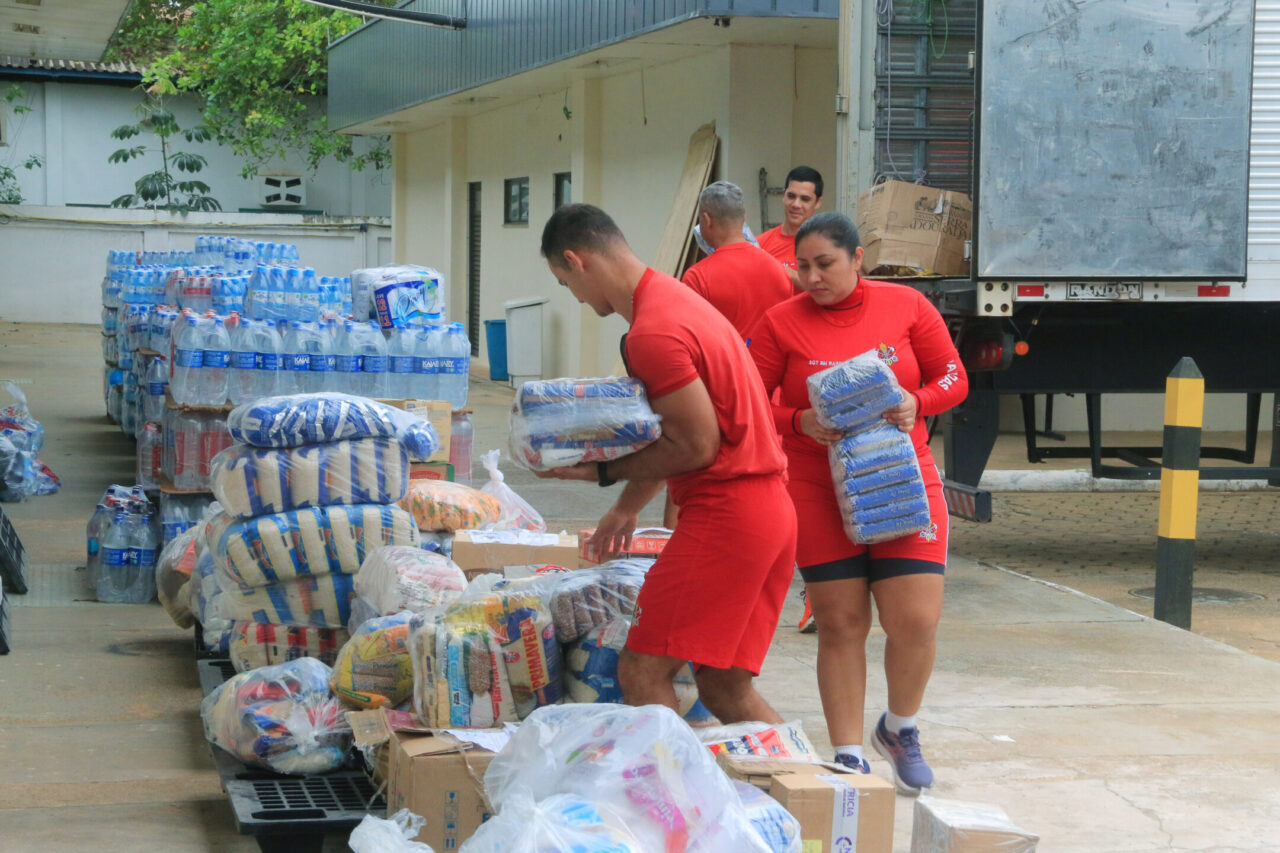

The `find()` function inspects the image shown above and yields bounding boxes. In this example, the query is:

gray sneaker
[872,713,934,795]
[833,753,870,773]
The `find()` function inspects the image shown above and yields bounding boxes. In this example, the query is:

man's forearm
[614,479,665,514]
[602,433,716,483]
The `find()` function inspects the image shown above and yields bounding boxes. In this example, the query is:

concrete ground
[2,323,1279,852]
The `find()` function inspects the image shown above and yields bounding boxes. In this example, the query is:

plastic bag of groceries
[410,574,562,727]
[478,450,545,532]
[0,381,60,501]
[156,527,198,629]
[211,437,410,518]
[697,719,822,762]
[349,808,436,853]
[200,657,350,775]
[228,622,349,673]
[459,793,644,853]
[562,616,701,717]
[546,558,651,643]
[508,377,662,472]
[330,611,416,710]
[484,703,772,853]
[399,480,503,533]
[828,426,930,544]
[354,546,467,616]
[228,393,439,461]
[734,781,802,853]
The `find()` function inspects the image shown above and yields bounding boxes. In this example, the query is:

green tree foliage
[109,0,392,179]
[0,85,44,205]
[103,0,195,66]
[108,96,221,212]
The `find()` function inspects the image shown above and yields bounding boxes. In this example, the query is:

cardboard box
[578,526,672,567]
[451,530,579,579]
[770,772,896,853]
[387,730,496,851]
[910,796,1038,853]
[382,398,452,464]
[718,754,857,790]
[856,180,972,277]
[409,461,455,482]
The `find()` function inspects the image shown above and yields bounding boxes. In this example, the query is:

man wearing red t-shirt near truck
[536,203,797,724]
[683,181,795,340]
[756,166,825,288]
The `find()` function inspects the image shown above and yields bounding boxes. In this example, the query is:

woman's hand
[798,409,843,446]
[882,395,918,433]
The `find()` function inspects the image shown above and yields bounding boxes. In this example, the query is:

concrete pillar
[391,132,408,263]
[444,116,469,327]
[570,77,603,375]
[42,83,63,206]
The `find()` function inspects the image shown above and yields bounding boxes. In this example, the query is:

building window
[554,172,572,208]
[504,177,530,224]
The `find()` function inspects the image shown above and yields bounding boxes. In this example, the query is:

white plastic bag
[734,780,801,853]
[478,450,545,532]
[484,703,772,853]
[459,792,643,852]
[349,808,436,853]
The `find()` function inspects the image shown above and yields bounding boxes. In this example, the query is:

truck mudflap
[943,480,992,524]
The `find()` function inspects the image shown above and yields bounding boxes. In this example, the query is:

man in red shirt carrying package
[756,166,824,288]
[537,203,798,724]
[683,181,795,341]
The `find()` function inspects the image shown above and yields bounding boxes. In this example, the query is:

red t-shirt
[681,241,795,341]
[756,225,797,271]
[748,277,968,474]
[626,268,787,503]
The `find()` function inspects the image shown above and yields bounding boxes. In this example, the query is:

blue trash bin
[484,318,509,382]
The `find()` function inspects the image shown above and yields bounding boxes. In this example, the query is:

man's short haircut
[540,203,625,267]
[698,181,746,224]
[785,166,824,199]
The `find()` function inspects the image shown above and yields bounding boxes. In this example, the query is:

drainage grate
[1129,587,1265,604]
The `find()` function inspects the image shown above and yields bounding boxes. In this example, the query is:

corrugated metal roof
[0,55,145,77]
[328,0,836,131]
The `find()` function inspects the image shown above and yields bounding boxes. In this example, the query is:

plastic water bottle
[268,266,286,321]
[340,277,353,317]
[332,320,356,394]
[144,356,168,422]
[450,412,474,485]
[282,321,307,394]
[310,321,335,392]
[137,422,162,490]
[85,503,112,585]
[354,320,389,398]
[171,316,202,406]
[200,316,230,405]
[442,322,471,409]
[98,510,156,603]
[254,319,282,399]
[300,268,319,322]
[284,267,302,321]
[97,510,132,602]
[387,323,416,399]
[228,317,258,404]
[414,324,442,402]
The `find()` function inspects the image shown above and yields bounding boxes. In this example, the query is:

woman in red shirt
[749,212,968,794]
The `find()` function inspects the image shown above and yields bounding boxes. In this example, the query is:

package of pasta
[217,572,357,629]
[210,504,420,589]
[156,527,198,629]
[330,611,415,710]
[228,393,440,461]
[806,350,906,433]
[354,545,467,616]
[228,622,349,673]
[201,657,350,775]
[210,437,409,519]
[828,423,930,544]
[508,377,662,471]
[399,480,502,533]
[409,611,516,728]
[546,558,651,643]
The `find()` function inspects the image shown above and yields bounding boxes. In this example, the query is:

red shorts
[786,450,948,578]
[625,474,797,675]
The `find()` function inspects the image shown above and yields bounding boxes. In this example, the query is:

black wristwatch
[597,461,617,487]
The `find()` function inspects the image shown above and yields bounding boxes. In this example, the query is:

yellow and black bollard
[1155,357,1204,629]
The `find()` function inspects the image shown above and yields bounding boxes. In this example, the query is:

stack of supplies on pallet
[808,351,930,544]
[508,377,662,471]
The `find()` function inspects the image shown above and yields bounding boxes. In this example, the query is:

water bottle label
[335,354,359,373]
[205,349,230,369]
[174,347,203,368]
[231,352,257,370]
[137,548,157,568]
[88,538,100,556]
[391,355,415,374]
[309,353,331,372]
[147,381,167,396]
[103,547,129,567]
[257,352,281,371]
[287,353,310,371]
[326,354,336,372]
[363,355,388,374]
[445,357,469,375]
[417,356,440,374]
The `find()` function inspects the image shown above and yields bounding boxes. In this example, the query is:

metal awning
[0,0,132,63]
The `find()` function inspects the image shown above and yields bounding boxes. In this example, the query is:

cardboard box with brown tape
[387,730,497,850]
[856,180,972,277]
[451,529,579,579]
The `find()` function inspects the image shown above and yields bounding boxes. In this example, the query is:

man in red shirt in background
[756,166,825,288]
[537,203,797,724]
[683,181,795,340]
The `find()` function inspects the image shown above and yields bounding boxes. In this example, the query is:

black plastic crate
[226,773,385,853]
[193,621,231,660]
[0,507,28,595]
[197,657,238,697]
[0,585,11,654]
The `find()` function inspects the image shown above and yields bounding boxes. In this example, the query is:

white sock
[834,744,864,761]
[885,711,917,733]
